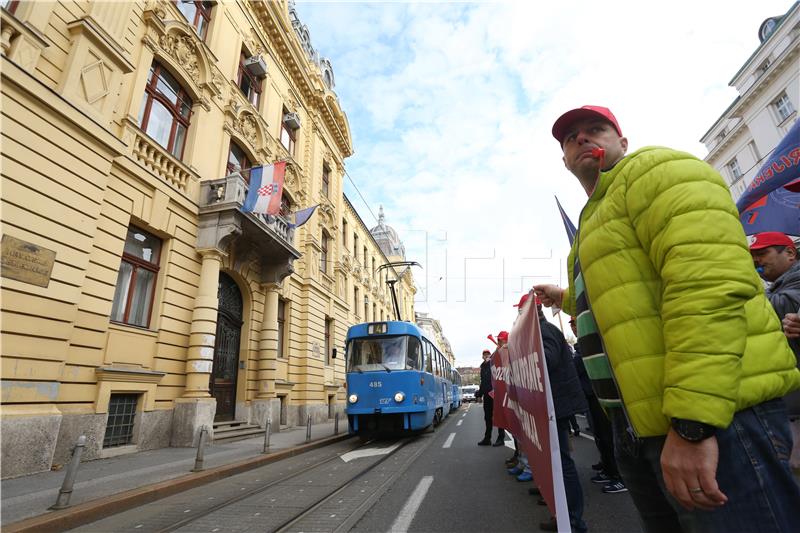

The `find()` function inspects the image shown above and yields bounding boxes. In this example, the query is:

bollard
[192,426,208,472]
[262,418,272,453]
[306,414,312,442]
[334,412,339,435]
[50,435,87,510]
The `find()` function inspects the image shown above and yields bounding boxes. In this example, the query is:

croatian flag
[242,162,286,216]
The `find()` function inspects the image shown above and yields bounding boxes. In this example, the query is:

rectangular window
[237,51,262,108]
[175,1,212,40]
[364,298,369,321]
[277,299,286,358]
[103,394,139,448]
[139,62,193,160]
[320,232,328,275]
[280,108,297,155]
[363,246,368,266]
[774,92,795,122]
[341,220,347,249]
[353,233,358,257]
[354,287,359,316]
[321,164,330,198]
[727,157,743,180]
[2,0,20,14]
[110,226,161,328]
[325,317,332,365]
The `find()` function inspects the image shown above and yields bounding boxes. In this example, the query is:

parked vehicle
[461,385,479,402]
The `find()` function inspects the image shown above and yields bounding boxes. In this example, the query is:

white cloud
[295,0,792,367]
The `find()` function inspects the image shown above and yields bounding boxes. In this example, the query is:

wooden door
[211,273,243,421]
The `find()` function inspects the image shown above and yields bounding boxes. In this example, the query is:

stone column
[253,283,281,429]
[172,249,222,446]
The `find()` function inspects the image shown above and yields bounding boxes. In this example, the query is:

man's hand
[660,429,728,511]
[783,313,800,338]
[532,284,564,308]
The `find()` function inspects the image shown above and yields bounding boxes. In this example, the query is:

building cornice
[249,1,353,158]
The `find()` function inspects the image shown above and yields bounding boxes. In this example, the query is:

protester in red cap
[535,105,800,532]
[750,231,800,475]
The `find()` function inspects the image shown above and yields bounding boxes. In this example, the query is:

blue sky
[294,0,793,366]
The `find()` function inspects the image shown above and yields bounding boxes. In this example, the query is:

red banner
[491,346,510,430]
[494,295,569,529]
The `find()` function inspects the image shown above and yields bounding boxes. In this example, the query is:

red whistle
[591,147,605,159]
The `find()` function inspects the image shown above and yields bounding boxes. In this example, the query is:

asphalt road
[69,404,643,532]
[351,402,643,533]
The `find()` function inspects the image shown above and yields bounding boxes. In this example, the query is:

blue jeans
[611,399,800,533]
[557,417,587,532]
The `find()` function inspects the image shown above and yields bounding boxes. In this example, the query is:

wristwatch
[671,418,717,442]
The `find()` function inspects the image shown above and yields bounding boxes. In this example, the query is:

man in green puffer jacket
[534,105,800,533]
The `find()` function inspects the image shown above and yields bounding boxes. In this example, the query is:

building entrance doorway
[211,272,243,421]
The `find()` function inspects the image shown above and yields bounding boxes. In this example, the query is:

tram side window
[407,337,422,370]
[425,342,433,373]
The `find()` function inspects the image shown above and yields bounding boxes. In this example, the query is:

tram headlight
[348,394,358,404]
[394,392,405,403]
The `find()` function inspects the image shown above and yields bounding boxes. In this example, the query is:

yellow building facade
[0,0,415,478]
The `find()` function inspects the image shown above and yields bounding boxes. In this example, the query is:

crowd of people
[474,105,800,532]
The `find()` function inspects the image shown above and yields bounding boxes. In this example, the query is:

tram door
[211,273,243,421]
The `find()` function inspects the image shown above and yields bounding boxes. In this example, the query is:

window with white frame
[110,226,162,328]
[727,158,743,181]
[774,92,795,122]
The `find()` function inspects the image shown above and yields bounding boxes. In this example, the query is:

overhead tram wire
[343,167,380,226]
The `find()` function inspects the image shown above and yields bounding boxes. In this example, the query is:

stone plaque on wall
[1,235,56,288]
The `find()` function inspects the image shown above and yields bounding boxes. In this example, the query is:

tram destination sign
[1,235,56,288]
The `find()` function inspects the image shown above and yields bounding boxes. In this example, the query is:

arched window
[175,1,212,40]
[227,141,252,183]
[139,62,193,160]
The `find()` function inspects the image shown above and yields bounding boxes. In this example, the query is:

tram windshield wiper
[381,364,392,373]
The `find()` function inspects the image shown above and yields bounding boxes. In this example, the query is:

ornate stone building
[0,0,415,478]
[700,2,799,200]
[415,312,455,365]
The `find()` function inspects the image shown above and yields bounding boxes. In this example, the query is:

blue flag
[739,187,800,236]
[288,204,318,228]
[554,196,577,245]
[736,119,800,213]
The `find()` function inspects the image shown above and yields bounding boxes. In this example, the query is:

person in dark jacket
[538,304,588,532]
[475,343,506,446]
[750,231,800,475]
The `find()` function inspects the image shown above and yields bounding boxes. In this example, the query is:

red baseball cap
[552,105,622,144]
[497,331,509,341]
[750,232,796,250]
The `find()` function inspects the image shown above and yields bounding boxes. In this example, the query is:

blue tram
[346,321,455,436]
[451,369,462,411]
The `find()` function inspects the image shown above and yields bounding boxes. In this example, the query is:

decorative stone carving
[80,59,109,104]
[159,33,200,84]
[237,113,259,146]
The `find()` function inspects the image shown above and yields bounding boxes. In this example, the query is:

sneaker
[516,471,533,482]
[507,466,523,476]
[590,472,611,484]
[591,462,603,471]
[602,480,628,494]
[477,439,491,446]
[539,517,558,531]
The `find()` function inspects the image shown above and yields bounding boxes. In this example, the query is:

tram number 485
[368,381,383,388]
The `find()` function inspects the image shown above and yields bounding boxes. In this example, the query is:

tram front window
[347,336,420,372]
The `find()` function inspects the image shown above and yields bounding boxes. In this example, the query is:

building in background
[1,0,414,478]
[700,2,799,201]
[415,312,455,365]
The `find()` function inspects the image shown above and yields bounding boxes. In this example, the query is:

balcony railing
[131,129,194,193]
[199,172,295,245]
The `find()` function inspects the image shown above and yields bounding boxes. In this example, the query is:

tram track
[151,435,418,533]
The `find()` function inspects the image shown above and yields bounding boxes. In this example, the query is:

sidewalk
[2,420,350,529]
